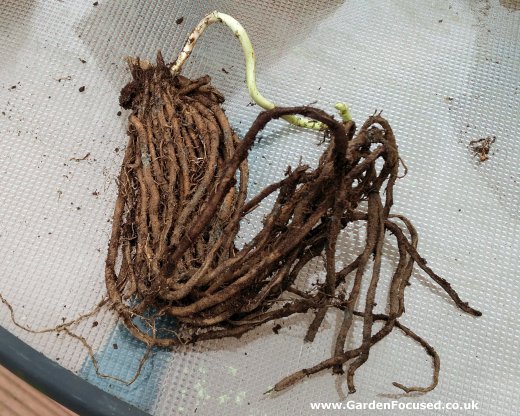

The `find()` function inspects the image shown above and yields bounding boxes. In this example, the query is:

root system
[101,52,482,393]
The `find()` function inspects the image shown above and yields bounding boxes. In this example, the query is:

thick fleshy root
[105,52,481,393]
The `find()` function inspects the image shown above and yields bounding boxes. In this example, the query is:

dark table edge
[0,326,150,416]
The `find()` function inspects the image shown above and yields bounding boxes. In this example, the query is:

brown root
[104,52,482,392]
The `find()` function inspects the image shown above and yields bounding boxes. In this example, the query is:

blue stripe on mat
[79,317,174,413]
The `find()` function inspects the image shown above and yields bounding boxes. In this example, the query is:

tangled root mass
[105,52,481,393]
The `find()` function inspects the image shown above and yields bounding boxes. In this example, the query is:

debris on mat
[470,136,496,162]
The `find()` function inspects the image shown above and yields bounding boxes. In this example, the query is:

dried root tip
[272,370,310,392]
[392,382,434,394]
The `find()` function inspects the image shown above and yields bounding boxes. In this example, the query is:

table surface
[0,365,76,416]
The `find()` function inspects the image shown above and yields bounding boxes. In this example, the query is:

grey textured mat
[0,1,519,415]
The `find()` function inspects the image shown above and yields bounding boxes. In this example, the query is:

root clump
[103,53,481,393]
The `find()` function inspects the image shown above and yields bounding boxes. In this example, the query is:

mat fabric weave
[0,1,519,415]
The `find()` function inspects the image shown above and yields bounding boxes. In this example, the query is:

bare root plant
[105,52,481,394]
[0,11,481,394]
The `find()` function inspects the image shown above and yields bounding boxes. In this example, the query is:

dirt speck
[56,75,72,83]
[469,136,496,162]
[176,17,184,25]
[69,152,90,162]
[79,86,85,93]
[272,324,282,334]
[113,343,118,350]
